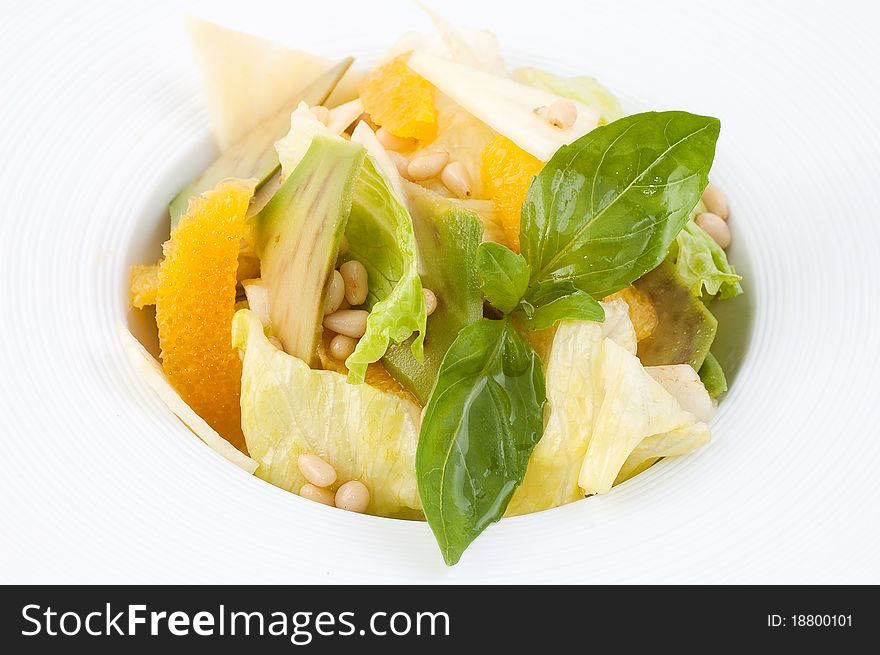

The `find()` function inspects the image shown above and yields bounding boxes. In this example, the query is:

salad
[127,10,742,565]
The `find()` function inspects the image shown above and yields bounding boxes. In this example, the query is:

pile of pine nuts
[376,127,473,199]
[322,254,370,361]
[297,453,371,513]
[322,249,437,361]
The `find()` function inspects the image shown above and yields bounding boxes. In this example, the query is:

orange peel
[156,179,254,452]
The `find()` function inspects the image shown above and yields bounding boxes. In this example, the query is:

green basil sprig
[416,110,720,565]
[416,317,546,565]
[520,111,721,303]
[476,242,529,314]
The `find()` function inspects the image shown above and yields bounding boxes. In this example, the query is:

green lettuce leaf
[343,158,427,383]
[673,221,743,299]
[513,67,624,125]
[232,309,421,516]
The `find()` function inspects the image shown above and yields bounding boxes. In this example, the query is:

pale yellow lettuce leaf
[508,300,710,515]
[507,301,633,515]
[232,309,421,516]
[614,423,710,486]
[577,337,697,495]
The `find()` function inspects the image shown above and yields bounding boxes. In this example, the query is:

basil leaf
[521,111,721,300]
[416,317,546,565]
[518,279,604,331]
[477,242,530,314]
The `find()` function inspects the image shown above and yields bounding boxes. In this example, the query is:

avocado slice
[634,259,717,370]
[382,183,483,403]
[698,351,728,398]
[256,135,366,367]
[169,58,353,226]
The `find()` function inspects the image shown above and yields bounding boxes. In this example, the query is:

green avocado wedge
[256,135,366,368]
[634,259,718,371]
[169,58,353,227]
[382,183,483,404]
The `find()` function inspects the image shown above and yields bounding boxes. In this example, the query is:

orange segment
[156,180,254,452]
[358,54,437,142]
[130,263,159,309]
[481,135,544,252]
[604,286,658,341]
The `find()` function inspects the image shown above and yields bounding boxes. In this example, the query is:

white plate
[1,0,879,583]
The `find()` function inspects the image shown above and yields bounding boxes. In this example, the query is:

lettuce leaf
[614,423,710,485]
[672,220,743,299]
[232,309,422,516]
[507,300,709,514]
[343,158,426,384]
[513,67,624,125]
[275,102,337,179]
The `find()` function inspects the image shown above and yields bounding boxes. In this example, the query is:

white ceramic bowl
[1,0,878,583]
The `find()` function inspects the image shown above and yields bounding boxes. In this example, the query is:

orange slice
[156,179,254,452]
[480,135,544,252]
[358,54,437,141]
[604,286,658,342]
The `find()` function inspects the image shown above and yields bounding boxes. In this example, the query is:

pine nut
[335,480,370,513]
[323,270,345,315]
[440,161,472,198]
[701,184,730,220]
[376,127,416,151]
[323,309,369,338]
[339,260,369,306]
[299,483,335,506]
[695,212,732,249]
[423,288,438,316]
[547,98,578,129]
[268,336,284,350]
[329,334,358,360]
[297,453,337,487]
[407,152,449,181]
[338,235,349,257]
[388,151,412,179]
[310,105,330,126]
